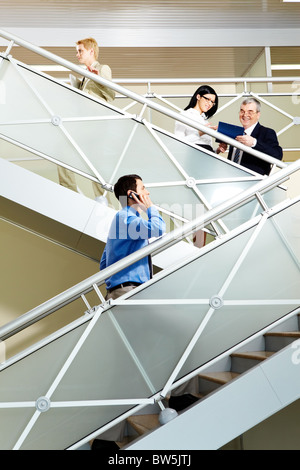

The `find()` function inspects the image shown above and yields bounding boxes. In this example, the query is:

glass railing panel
[150,130,287,230]
[0,122,95,175]
[0,322,87,449]
[0,56,289,232]
[0,313,156,449]
[111,303,208,391]
[0,59,124,178]
[21,406,129,450]
[26,69,121,119]
[0,60,51,122]
[63,118,186,184]
[122,199,300,381]
[225,219,299,301]
[200,183,287,230]
[268,198,300,260]
[0,409,35,450]
[0,198,298,449]
[0,57,120,120]
[157,130,253,180]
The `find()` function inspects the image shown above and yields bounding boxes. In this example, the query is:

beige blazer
[76,61,115,102]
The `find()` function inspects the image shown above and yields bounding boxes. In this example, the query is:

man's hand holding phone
[130,191,153,212]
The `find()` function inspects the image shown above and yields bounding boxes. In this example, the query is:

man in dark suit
[228,98,283,175]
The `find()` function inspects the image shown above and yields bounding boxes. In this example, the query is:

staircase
[124,313,300,450]
[200,328,300,391]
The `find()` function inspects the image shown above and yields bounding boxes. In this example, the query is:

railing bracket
[84,306,98,315]
[51,115,61,126]
[101,183,114,192]
[186,177,196,188]
[209,295,224,310]
[36,396,51,413]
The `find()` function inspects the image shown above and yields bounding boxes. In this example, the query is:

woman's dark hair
[114,174,142,206]
[184,85,218,118]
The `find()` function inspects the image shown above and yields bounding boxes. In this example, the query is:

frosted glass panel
[129,200,300,378]
[0,58,287,230]
[270,200,300,260]
[0,59,118,121]
[0,123,94,174]
[0,200,298,449]
[63,119,185,183]
[159,131,253,180]
[22,67,119,119]
[220,186,287,230]
[133,229,255,301]
[0,61,50,122]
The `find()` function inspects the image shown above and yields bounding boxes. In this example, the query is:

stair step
[124,328,300,444]
[127,414,160,436]
[231,351,274,361]
[117,435,138,449]
[198,371,239,395]
[265,331,300,337]
[199,371,238,385]
[264,331,300,351]
[230,350,274,374]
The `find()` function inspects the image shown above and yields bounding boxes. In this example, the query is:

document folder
[216,121,244,143]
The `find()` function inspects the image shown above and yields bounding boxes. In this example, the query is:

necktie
[233,146,242,163]
[148,255,153,279]
[147,241,153,279]
[80,77,85,90]
[233,131,246,163]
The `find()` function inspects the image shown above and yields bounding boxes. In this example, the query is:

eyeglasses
[239,110,258,116]
[202,95,216,107]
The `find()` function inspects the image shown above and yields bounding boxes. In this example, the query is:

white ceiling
[0,0,299,79]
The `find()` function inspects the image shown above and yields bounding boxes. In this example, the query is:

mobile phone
[129,191,140,200]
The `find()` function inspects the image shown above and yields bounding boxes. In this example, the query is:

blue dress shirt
[100,205,166,290]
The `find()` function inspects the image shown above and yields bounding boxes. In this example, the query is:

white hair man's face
[239,103,260,129]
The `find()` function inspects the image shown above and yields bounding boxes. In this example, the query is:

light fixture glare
[271,64,300,70]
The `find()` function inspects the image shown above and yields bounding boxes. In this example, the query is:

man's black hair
[114,174,142,206]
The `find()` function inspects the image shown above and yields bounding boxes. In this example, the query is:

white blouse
[174,108,213,148]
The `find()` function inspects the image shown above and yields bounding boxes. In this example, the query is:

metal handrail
[0,158,299,342]
[113,76,300,85]
[0,28,287,169]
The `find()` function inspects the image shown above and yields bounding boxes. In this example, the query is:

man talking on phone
[100,174,166,300]
[99,174,198,429]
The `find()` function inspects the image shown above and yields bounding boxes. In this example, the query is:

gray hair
[241,97,261,113]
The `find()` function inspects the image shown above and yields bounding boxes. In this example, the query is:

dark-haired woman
[175,85,226,154]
